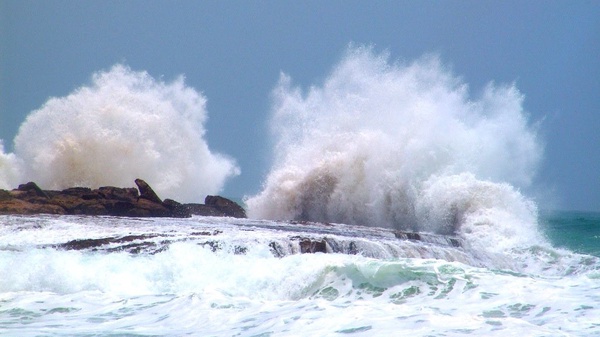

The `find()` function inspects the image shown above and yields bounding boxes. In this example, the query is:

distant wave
[247,46,544,253]
[0,65,239,202]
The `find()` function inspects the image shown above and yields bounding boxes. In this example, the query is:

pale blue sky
[1,1,599,211]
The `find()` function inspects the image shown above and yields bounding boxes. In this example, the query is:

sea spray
[247,46,543,251]
[11,64,239,202]
[0,141,20,190]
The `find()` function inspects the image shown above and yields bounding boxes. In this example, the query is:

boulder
[185,203,226,217]
[204,195,246,218]
[135,178,162,204]
[298,238,327,253]
[162,199,191,218]
[17,182,50,199]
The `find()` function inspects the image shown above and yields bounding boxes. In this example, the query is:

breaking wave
[1,64,239,202]
[247,46,543,252]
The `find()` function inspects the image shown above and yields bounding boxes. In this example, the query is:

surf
[1,215,598,336]
[1,65,239,202]
[247,46,544,258]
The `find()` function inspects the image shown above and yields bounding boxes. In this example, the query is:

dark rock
[406,232,421,241]
[163,199,191,218]
[70,201,109,216]
[0,179,241,219]
[57,234,159,251]
[103,200,136,216]
[48,194,98,214]
[61,187,93,196]
[204,195,246,218]
[135,178,162,204]
[394,231,422,241]
[299,238,327,253]
[184,203,225,217]
[127,198,171,217]
[17,182,49,199]
[269,242,286,257]
[0,198,65,215]
[98,186,139,201]
[449,238,461,248]
[0,190,12,201]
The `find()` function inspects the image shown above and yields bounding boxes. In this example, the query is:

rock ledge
[0,179,245,218]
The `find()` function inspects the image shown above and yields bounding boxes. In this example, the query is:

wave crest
[247,46,542,247]
[10,64,239,201]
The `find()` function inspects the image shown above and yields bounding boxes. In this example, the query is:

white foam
[10,64,239,201]
[247,46,543,252]
[0,141,21,189]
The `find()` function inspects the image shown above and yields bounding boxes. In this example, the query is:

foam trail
[247,46,543,251]
[12,64,239,202]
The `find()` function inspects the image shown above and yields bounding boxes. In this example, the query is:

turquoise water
[541,210,600,257]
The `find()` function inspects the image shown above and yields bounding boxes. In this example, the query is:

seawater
[0,45,597,336]
[1,213,599,337]
[542,211,600,257]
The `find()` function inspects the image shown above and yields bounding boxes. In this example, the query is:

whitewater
[1,214,599,336]
[1,46,599,336]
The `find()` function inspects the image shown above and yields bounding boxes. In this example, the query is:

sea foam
[247,46,543,251]
[5,64,239,202]
[0,141,21,190]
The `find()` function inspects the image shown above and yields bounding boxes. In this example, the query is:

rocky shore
[0,178,246,218]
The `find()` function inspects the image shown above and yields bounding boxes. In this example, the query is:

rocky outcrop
[135,178,162,204]
[0,179,246,219]
[203,195,246,218]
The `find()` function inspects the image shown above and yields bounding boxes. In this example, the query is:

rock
[185,203,225,217]
[298,238,327,253]
[135,178,162,204]
[162,199,191,218]
[204,195,246,218]
[98,186,139,201]
[0,198,65,215]
[102,200,135,216]
[17,182,50,199]
[0,190,12,201]
[48,193,103,214]
[0,179,239,219]
[127,198,171,217]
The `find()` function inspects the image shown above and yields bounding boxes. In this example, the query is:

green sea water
[541,210,600,257]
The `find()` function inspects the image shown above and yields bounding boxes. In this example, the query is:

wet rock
[0,198,65,215]
[184,196,247,218]
[299,238,327,253]
[135,178,162,204]
[17,182,50,199]
[185,203,226,217]
[162,199,191,218]
[0,179,241,219]
[98,186,139,201]
[204,195,246,218]
[102,200,136,216]
[127,198,171,217]
[58,195,108,215]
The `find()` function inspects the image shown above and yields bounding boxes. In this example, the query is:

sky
[1,1,599,211]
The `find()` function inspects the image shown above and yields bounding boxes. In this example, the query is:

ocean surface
[0,211,599,337]
[1,46,597,336]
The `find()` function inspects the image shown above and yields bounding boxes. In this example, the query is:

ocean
[1,46,598,336]
[0,212,598,337]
